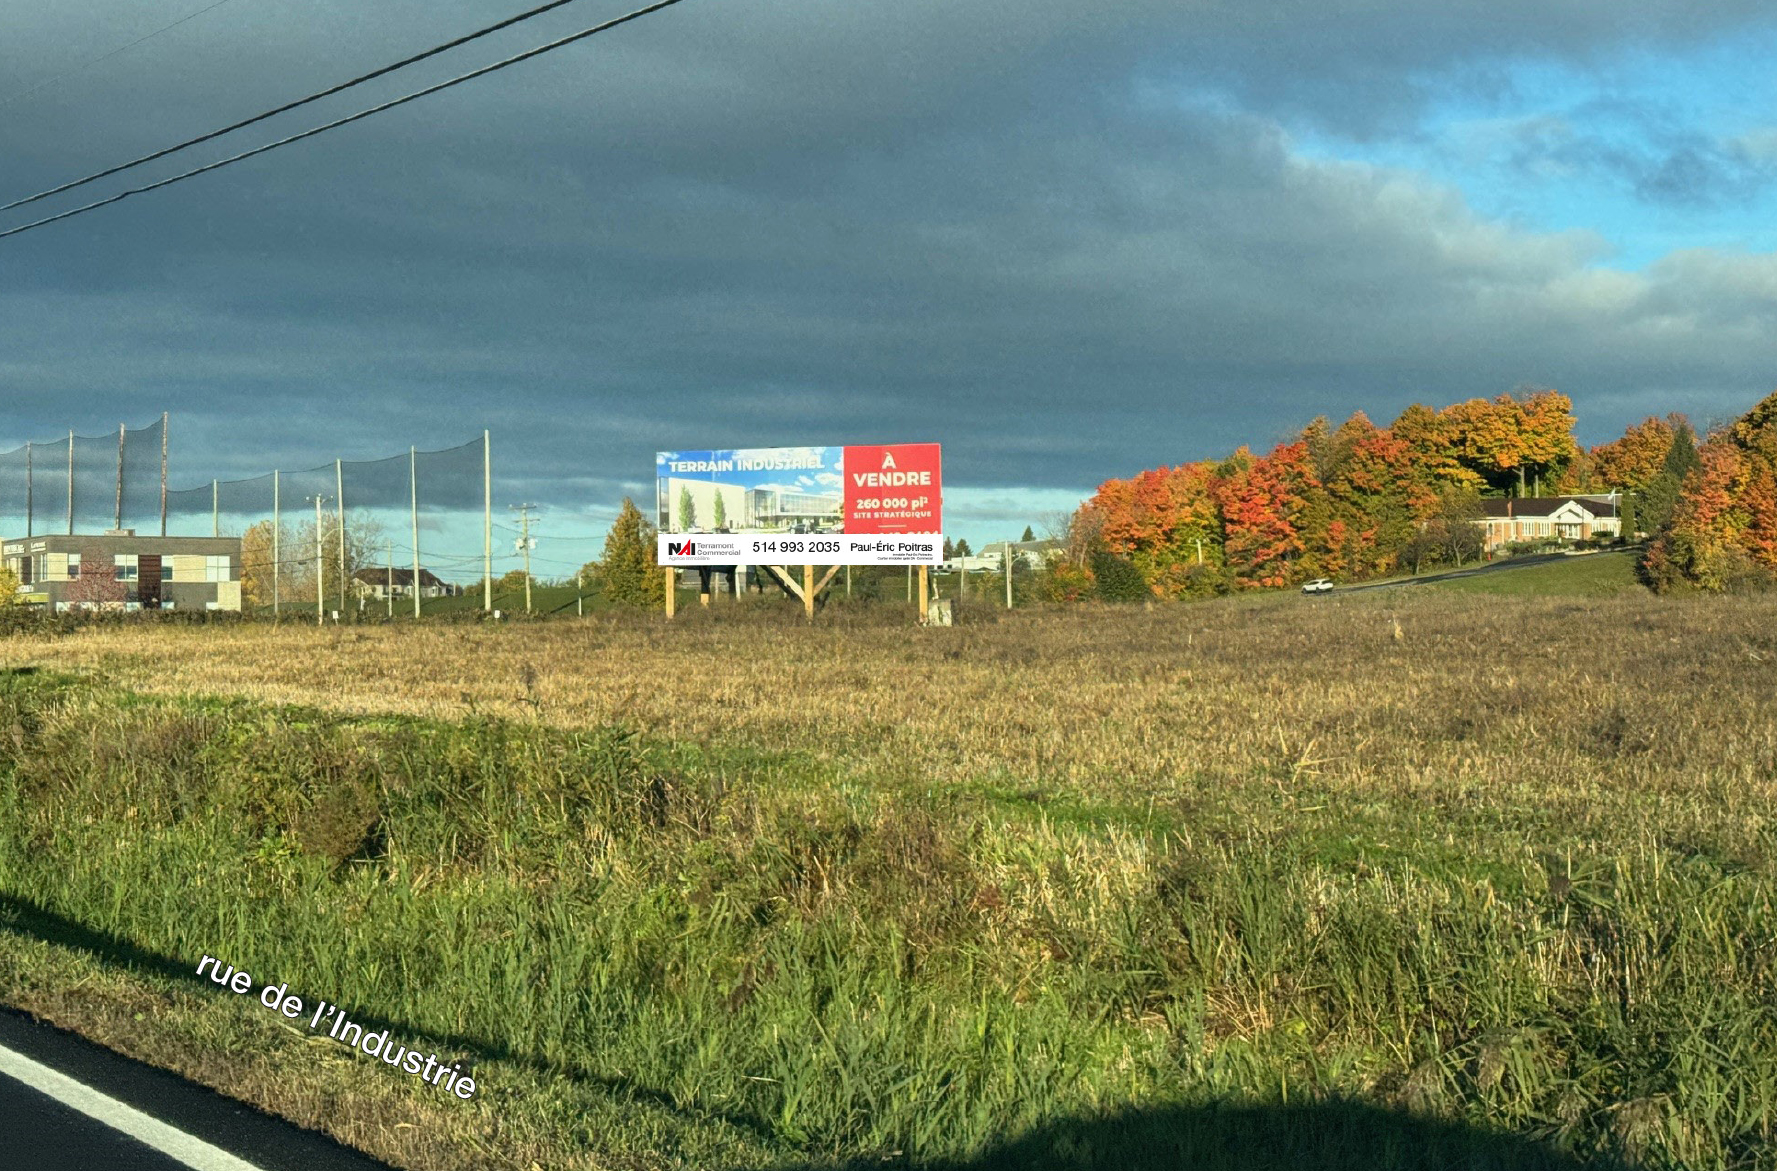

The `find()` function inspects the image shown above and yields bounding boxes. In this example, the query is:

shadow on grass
[774,1101,1617,1171]
[0,890,778,1146]
[0,894,1624,1171]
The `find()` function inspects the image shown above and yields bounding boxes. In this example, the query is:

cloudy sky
[5,0,1777,557]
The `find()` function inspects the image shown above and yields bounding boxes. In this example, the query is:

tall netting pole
[410,446,421,620]
[66,431,73,535]
[211,481,218,538]
[114,424,124,531]
[334,459,346,615]
[314,496,325,626]
[272,471,281,617]
[482,430,492,612]
[159,413,168,537]
[24,442,31,540]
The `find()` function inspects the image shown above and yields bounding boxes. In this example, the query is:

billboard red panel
[842,443,942,534]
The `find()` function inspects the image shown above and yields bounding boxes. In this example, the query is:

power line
[0,0,689,242]
[0,0,644,218]
[0,0,245,112]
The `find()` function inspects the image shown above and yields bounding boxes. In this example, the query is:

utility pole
[159,412,168,538]
[386,539,394,619]
[1004,542,1013,609]
[114,424,124,532]
[1195,537,1203,565]
[272,471,280,617]
[576,567,584,617]
[510,503,537,613]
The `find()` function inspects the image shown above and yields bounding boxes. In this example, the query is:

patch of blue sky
[1277,29,1777,271]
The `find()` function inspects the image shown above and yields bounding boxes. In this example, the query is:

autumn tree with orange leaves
[1060,388,1602,600]
[1645,390,1777,592]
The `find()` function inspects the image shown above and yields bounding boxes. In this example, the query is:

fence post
[334,459,346,615]
[272,470,280,616]
[410,447,421,620]
[483,430,492,612]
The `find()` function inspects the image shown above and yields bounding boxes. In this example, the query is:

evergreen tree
[712,490,727,530]
[677,486,697,531]
[955,538,972,557]
[1021,525,1036,542]
[1090,551,1149,601]
[1639,424,1701,536]
[603,498,665,607]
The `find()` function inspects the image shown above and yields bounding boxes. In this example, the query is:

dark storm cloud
[4,0,1777,518]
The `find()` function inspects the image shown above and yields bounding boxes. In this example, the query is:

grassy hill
[1423,550,1645,598]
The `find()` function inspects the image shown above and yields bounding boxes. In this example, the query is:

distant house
[1479,496,1622,552]
[964,538,1062,572]
[350,566,456,600]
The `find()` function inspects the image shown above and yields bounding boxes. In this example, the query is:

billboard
[656,444,941,565]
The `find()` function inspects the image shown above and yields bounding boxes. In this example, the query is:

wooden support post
[918,565,929,624]
[664,567,677,618]
[803,564,814,621]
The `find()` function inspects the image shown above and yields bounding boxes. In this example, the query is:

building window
[162,561,174,582]
[204,555,232,582]
[66,553,80,580]
[115,554,138,582]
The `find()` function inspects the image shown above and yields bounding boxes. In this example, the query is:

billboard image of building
[656,447,845,534]
[656,444,941,565]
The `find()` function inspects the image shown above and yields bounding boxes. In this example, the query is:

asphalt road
[1330,551,1583,594]
[0,1007,393,1171]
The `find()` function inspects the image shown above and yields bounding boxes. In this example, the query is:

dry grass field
[9,589,1775,803]
[2,587,1775,1170]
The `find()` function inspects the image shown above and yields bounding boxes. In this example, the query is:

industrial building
[2,530,243,612]
[660,477,841,533]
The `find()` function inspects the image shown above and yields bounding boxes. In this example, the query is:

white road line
[0,1041,268,1171]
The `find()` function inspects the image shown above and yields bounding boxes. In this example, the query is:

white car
[1300,578,1334,594]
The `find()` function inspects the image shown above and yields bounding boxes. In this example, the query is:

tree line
[1047,387,1777,600]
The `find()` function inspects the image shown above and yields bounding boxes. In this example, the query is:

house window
[66,553,80,579]
[115,554,139,582]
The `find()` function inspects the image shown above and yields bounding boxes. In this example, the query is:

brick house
[1478,496,1623,553]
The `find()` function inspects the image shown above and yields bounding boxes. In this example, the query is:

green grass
[1425,551,1644,598]
[1,645,1773,1170]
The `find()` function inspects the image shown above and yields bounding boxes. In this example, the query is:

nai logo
[668,541,696,556]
